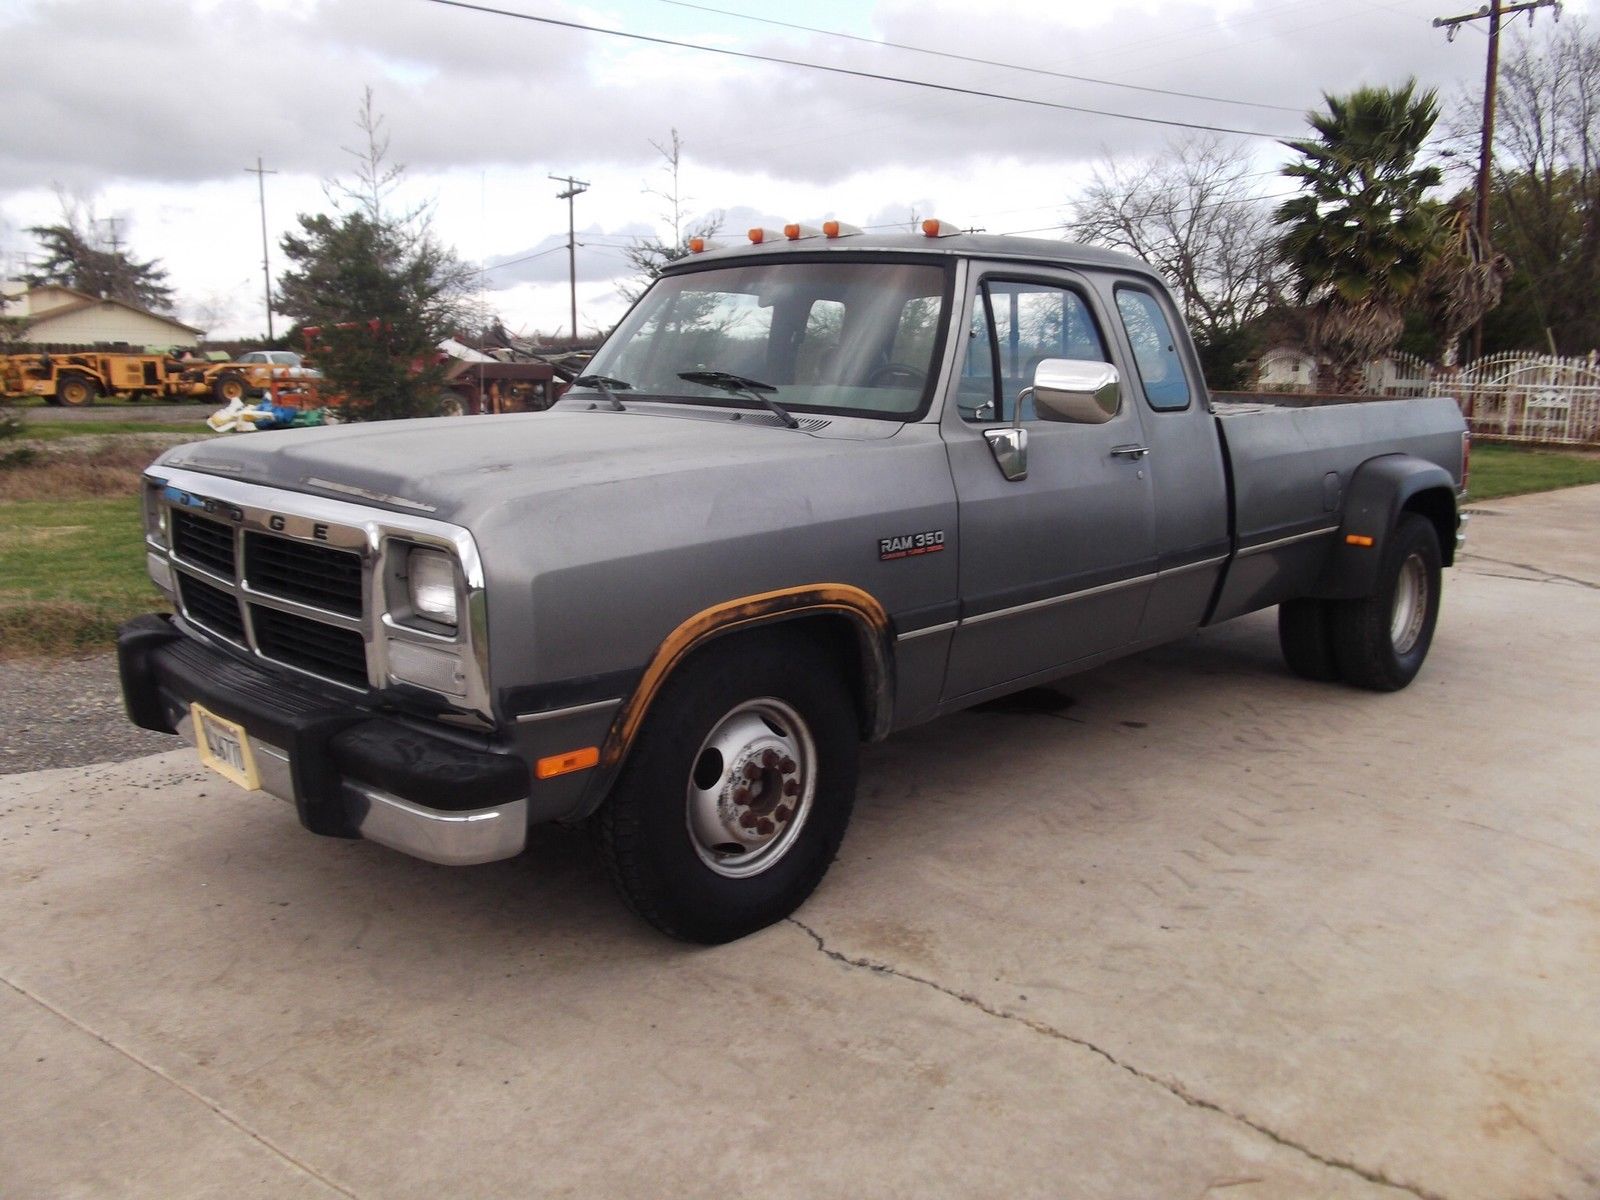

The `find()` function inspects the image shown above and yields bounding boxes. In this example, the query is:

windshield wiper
[571,374,631,412]
[677,370,800,429]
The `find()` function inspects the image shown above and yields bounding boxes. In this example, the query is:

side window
[1115,287,1192,411]
[963,280,1109,422]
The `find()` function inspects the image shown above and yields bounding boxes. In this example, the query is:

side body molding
[1311,454,1460,600]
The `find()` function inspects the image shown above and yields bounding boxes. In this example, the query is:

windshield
[579,259,950,420]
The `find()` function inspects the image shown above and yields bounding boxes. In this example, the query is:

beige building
[0,281,203,348]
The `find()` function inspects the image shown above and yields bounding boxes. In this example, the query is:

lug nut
[761,749,779,768]
[779,757,796,773]
[742,762,761,780]
[757,818,774,836]
[783,779,798,796]
[775,805,792,823]
[739,811,757,829]
[733,788,750,806]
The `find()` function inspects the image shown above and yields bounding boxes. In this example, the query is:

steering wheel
[866,362,927,387]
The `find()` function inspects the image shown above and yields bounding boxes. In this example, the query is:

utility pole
[549,174,590,339]
[1434,0,1559,358]
[245,156,279,340]
[103,216,123,256]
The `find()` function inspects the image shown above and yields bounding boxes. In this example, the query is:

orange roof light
[921,218,961,238]
[784,223,821,240]
[748,227,785,244]
[823,220,861,238]
[688,236,707,253]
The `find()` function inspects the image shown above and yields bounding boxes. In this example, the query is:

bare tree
[1068,135,1289,345]
[1449,18,1600,354]
[622,129,722,302]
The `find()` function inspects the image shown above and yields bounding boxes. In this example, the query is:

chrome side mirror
[984,426,1028,481]
[1029,358,1121,424]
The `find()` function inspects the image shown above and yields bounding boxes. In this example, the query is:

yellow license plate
[191,703,261,791]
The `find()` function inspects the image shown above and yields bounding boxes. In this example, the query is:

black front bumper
[118,614,530,863]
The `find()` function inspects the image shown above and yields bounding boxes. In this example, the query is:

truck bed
[1208,395,1466,623]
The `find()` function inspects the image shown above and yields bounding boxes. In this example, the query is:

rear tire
[56,375,97,407]
[1331,514,1442,692]
[594,631,859,943]
[1278,598,1340,681]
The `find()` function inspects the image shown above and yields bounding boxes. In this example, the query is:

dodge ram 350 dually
[119,229,1468,942]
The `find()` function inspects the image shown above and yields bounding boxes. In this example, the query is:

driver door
[941,271,1157,701]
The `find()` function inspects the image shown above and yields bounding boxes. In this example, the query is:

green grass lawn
[1467,443,1600,501]
[0,496,158,657]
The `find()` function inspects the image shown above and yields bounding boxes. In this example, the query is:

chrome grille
[179,573,246,642]
[250,604,368,687]
[171,510,237,578]
[149,467,491,717]
[244,533,363,617]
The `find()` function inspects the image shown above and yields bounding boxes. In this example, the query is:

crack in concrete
[787,918,1446,1200]
[1,973,359,1199]
[1460,553,1600,591]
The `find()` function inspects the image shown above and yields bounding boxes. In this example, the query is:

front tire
[594,632,859,943]
[1331,513,1442,691]
[56,375,97,407]
[212,372,247,403]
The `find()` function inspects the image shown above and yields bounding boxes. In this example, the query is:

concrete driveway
[4,487,1599,1200]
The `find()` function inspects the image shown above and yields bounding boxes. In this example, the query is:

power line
[474,243,568,274]
[420,0,1297,141]
[654,0,1303,114]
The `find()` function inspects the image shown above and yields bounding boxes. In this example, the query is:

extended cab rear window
[1114,286,1192,411]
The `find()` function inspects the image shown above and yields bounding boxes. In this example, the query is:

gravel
[0,653,178,774]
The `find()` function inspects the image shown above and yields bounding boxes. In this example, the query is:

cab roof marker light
[822,220,861,239]
[784,223,822,241]
[747,228,785,244]
[921,218,963,238]
[688,236,722,253]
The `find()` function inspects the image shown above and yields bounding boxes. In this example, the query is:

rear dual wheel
[1278,514,1442,691]
[594,632,859,944]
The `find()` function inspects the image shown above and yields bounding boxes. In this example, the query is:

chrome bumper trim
[176,715,526,866]
[1456,511,1470,552]
[351,786,528,866]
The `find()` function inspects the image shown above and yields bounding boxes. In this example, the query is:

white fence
[1430,353,1600,446]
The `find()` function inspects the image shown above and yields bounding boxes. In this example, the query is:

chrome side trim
[963,571,1158,627]
[514,697,622,725]
[896,619,958,642]
[1235,525,1338,558]
[1157,554,1228,577]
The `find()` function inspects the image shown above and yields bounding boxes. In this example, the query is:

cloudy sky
[1,0,1583,339]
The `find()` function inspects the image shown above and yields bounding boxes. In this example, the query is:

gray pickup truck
[119,231,1468,942]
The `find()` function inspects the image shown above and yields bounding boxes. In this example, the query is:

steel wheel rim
[1391,552,1428,654]
[685,697,816,879]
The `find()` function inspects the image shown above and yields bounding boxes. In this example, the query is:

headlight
[407,548,458,625]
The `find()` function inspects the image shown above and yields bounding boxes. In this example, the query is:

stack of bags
[205,398,339,433]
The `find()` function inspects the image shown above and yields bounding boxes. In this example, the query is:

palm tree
[1276,81,1443,393]
[1419,198,1513,368]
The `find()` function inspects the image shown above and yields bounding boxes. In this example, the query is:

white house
[0,281,203,348]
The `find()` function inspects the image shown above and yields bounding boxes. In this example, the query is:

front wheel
[56,375,97,407]
[594,632,859,943]
[1331,514,1443,691]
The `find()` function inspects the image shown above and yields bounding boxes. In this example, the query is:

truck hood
[155,407,900,527]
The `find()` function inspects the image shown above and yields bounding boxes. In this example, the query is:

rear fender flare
[1312,455,1459,600]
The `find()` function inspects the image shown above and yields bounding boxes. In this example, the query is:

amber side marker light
[823,220,861,238]
[921,218,962,238]
[536,746,600,779]
[748,227,784,244]
[1345,534,1375,547]
[688,236,706,253]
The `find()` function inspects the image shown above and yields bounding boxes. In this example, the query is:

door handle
[1110,444,1151,460]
